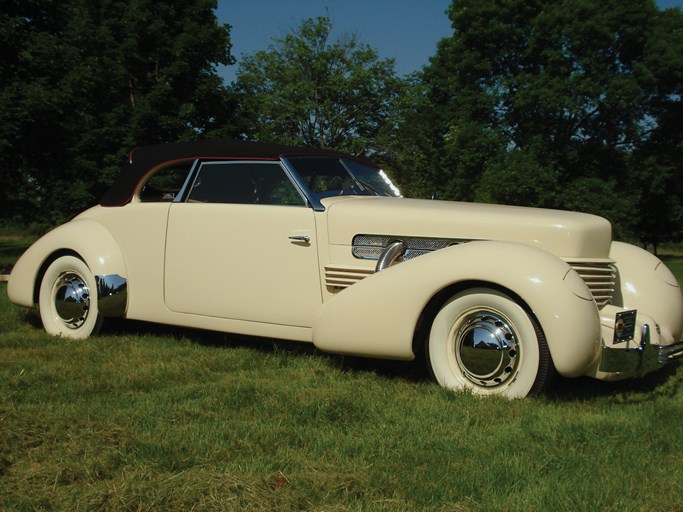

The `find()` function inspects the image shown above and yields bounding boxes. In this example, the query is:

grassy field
[1,251,682,510]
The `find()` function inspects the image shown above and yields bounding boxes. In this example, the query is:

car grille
[565,261,617,308]
[352,234,463,261]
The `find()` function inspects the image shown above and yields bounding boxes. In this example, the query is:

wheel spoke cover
[53,272,91,328]
[454,311,519,388]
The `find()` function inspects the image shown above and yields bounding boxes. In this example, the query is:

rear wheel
[427,288,553,398]
[38,255,103,339]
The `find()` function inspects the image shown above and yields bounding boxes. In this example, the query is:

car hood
[322,196,612,259]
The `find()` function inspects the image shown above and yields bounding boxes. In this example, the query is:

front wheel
[427,288,554,398]
[38,255,103,339]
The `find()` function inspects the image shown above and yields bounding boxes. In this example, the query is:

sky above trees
[215,0,452,82]
[216,0,683,83]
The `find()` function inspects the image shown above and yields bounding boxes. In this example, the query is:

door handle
[288,235,310,243]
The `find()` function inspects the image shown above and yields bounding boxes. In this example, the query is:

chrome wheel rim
[53,272,91,329]
[454,311,520,388]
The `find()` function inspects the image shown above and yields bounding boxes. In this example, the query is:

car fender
[8,219,127,314]
[312,241,601,377]
[610,241,683,343]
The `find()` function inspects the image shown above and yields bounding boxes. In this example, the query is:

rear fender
[8,219,127,315]
[312,241,601,377]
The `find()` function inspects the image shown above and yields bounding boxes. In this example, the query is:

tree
[402,0,683,242]
[628,6,683,251]
[0,0,235,225]
[382,75,443,199]
[234,16,402,157]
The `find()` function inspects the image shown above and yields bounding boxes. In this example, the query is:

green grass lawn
[1,251,682,510]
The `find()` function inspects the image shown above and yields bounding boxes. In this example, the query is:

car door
[164,160,321,327]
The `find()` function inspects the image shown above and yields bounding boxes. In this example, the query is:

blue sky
[216,0,683,84]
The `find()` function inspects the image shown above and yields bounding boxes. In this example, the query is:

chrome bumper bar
[600,324,683,376]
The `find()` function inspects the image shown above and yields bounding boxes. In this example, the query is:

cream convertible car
[8,140,683,397]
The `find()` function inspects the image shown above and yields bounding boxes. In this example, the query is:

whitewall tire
[38,255,103,339]
[427,288,553,398]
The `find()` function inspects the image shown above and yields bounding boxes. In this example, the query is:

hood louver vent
[324,265,374,289]
[566,261,617,308]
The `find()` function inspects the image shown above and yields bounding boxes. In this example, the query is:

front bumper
[599,323,683,377]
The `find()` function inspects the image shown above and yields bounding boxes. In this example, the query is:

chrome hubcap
[53,272,90,329]
[455,311,519,388]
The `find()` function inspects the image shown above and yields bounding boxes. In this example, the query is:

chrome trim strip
[95,274,128,317]
[280,157,323,211]
[288,235,311,243]
[376,240,406,272]
[175,159,200,203]
[657,340,683,364]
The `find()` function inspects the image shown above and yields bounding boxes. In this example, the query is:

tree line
[1,0,681,250]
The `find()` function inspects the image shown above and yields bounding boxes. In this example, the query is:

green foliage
[395,0,683,245]
[234,16,403,157]
[475,148,560,208]
[1,283,683,510]
[2,0,681,247]
[0,237,32,273]
[0,0,236,225]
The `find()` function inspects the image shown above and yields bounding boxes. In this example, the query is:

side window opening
[187,162,304,206]
[139,161,194,202]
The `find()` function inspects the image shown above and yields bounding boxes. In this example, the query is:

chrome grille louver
[566,261,617,308]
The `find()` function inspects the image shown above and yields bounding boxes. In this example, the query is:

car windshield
[286,156,401,201]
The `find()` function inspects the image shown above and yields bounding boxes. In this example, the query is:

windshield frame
[281,156,401,212]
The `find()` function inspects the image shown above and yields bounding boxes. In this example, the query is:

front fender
[610,241,683,343]
[8,219,127,312]
[313,241,601,377]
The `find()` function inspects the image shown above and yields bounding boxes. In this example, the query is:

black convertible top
[100,139,361,207]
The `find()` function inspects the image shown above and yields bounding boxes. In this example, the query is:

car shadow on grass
[102,317,432,384]
[27,315,678,399]
[547,362,682,403]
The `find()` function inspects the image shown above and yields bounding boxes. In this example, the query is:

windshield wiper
[355,178,386,196]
